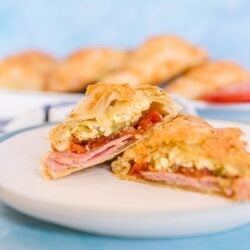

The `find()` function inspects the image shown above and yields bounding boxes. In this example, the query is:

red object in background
[202,84,250,103]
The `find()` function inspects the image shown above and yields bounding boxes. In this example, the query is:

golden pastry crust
[47,48,129,92]
[112,115,250,178]
[0,51,57,91]
[102,35,208,85]
[49,83,181,152]
[166,61,250,99]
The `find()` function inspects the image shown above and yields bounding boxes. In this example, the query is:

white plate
[0,120,250,237]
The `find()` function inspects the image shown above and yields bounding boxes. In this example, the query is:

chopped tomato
[87,136,112,150]
[149,110,163,122]
[129,162,149,175]
[137,110,162,130]
[202,84,250,103]
[69,142,87,154]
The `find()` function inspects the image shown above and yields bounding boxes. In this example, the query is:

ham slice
[140,171,250,201]
[43,134,133,178]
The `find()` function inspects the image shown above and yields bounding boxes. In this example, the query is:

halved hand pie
[112,115,250,201]
[42,83,181,179]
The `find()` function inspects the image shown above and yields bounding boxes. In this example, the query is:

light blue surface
[0,1,250,249]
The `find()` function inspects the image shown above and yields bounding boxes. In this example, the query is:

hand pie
[166,61,250,99]
[100,70,141,86]
[101,35,208,85]
[0,51,57,91]
[43,83,181,179]
[47,48,129,92]
[112,115,250,201]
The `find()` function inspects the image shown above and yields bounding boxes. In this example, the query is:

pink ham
[44,134,133,174]
[140,171,250,201]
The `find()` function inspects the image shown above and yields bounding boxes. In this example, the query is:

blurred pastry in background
[0,51,57,91]
[101,70,140,85]
[166,61,250,100]
[47,48,129,92]
[101,35,208,85]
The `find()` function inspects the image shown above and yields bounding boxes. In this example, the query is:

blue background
[1,0,250,67]
[0,1,250,249]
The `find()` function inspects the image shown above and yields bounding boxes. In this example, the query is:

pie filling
[127,161,250,200]
[68,110,163,154]
[129,162,215,177]
[44,110,164,175]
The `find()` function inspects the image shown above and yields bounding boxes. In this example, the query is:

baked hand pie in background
[166,61,250,100]
[47,48,130,92]
[101,35,208,85]
[0,51,57,91]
